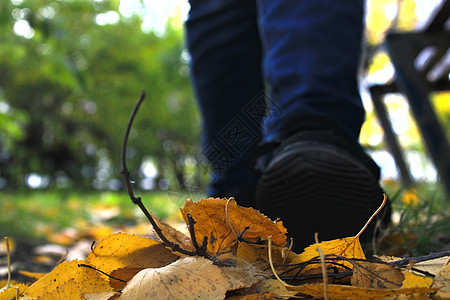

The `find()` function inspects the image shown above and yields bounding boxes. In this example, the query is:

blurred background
[0,0,448,259]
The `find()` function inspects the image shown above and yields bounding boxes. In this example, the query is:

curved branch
[121,91,196,256]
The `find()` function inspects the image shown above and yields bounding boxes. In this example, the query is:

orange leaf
[85,232,178,274]
[151,213,195,252]
[180,198,287,255]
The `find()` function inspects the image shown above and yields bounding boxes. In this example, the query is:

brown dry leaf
[237,242,294,272]
[221,265,264,291]
[180,198,287,255]
[36,278,84,300]
[432,263,450,299]
[401,271,433,288]
[109,267,144,290]
[85,232,178,274]
[351,261,404,289]
[291,236,365,271]
[18,270,47,281]
[238,292,282,299]
[286,283,438,299]
[258,279,299,299]
[119,256,230,300]
[151,213,195,252]
[85,291,121,300]
[414,256,450,276]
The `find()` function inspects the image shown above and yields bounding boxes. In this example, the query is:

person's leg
[185,0,265,207]
[254,0,390,250]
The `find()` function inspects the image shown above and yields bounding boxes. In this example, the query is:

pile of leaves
[1,197,449,300]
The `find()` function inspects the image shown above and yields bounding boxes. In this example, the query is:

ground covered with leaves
[1,196,449,300]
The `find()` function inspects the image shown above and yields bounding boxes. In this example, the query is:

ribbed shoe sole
[255,141,390,251]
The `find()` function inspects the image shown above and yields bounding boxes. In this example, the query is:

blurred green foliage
[0,0,202,190]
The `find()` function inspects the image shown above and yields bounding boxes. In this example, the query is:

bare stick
[121,91,196,256]
[78,264,127,283]
[4,237,11,290]
[186,213,210,258]
[316,246,329,300]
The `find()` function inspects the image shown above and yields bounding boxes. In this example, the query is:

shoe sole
[255,141,389,251]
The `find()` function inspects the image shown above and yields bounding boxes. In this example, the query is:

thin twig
[78,264,127,283]
[390,250,450,267]
[121,91,196,256]
[316,246,329,300]
[186,213,210,258]
[4,237,11,290]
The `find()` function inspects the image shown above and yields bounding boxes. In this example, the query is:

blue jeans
[186,0,366,206]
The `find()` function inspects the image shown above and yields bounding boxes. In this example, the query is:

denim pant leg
[256,0,366,144]
[186,0,264,207]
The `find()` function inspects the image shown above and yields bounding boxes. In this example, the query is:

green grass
[380,181,450,256]
[0,189,189,244]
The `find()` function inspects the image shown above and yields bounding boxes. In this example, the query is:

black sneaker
[254,131,391,252]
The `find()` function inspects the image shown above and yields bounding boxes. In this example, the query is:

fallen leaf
[291,236,365,271]
[0,282,28,300]
[85,232,178,274]
[239,292,282,299]
[221,264,264,291]
[414,256,450,276]
[180,198,287,255]
[85,291,121,300]
[237,242,294,272]
[18,270,47,281]
[36,278,84,300]
[351,261,404,289]
[109,267,144,290]
[151,213,195,252]
[119,256,230,300]
[23,259,112,298]
[401,271,433,288]
[258,279,298,299]
[432,263,450,299]
[286,283,438,299]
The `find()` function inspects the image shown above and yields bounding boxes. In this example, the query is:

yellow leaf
[286,283,438,299]
[0,282,28,300]
[401,272,433,288]
[291,237,365,271]
[118,256,230,300]
[24,259,112,298]
[36,278,84,300]
[18,270,47,281]
[180,198,287,255]
[351,261,404,289]
[85,232,178,274]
